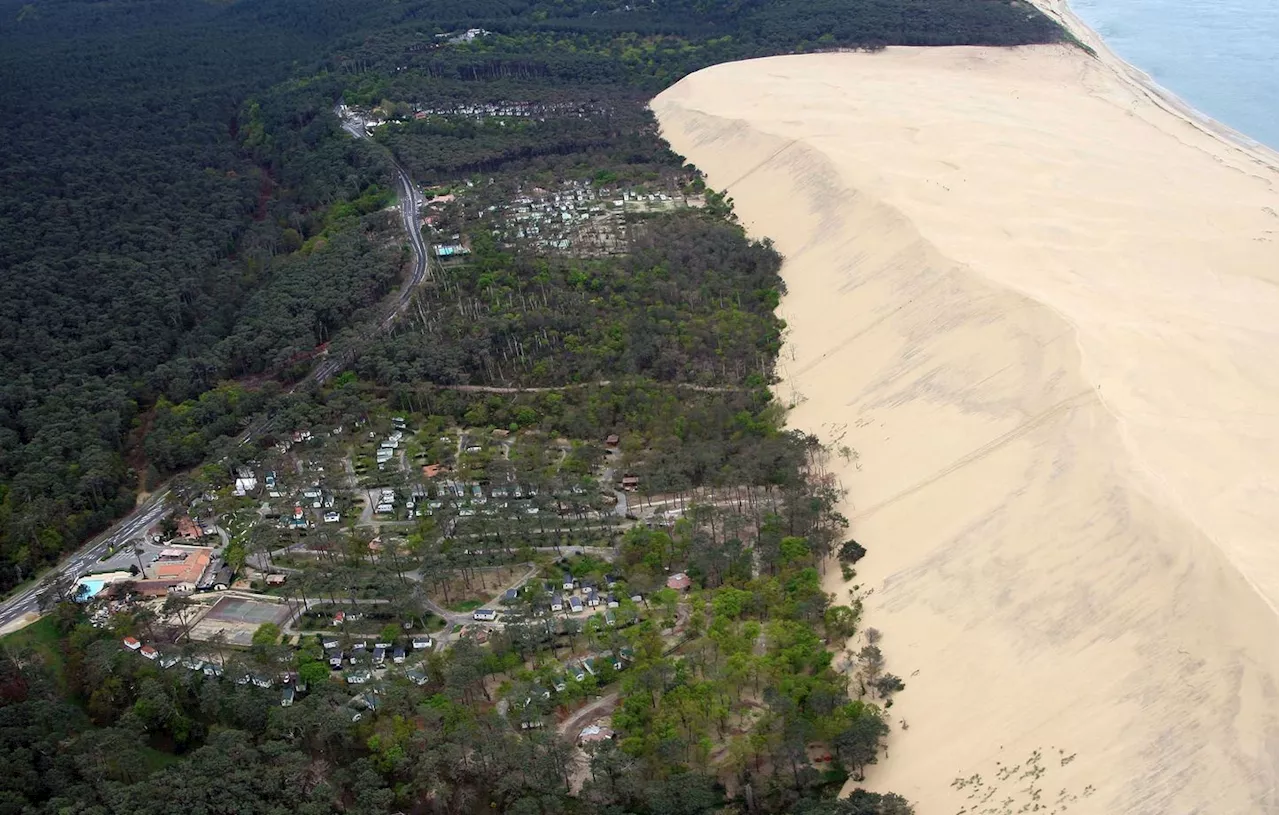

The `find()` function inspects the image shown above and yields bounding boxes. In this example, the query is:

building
[233,470,258,497]
[140,645,158,660]
[281,686,295,707]
[473,608,497,622]
[666,573,692,591]
[175,516,203,539]
[208,564,234,591]
[122,637,141,651]
[579,724,614,744]
[146,546,214,585]
[265,573,287,586]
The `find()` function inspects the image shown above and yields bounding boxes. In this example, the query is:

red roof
[122,637,140,649]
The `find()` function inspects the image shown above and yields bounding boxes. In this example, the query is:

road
[0,490,171,630]
[0,105,434,633]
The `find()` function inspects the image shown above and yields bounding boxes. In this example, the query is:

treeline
[329,0,1064,91]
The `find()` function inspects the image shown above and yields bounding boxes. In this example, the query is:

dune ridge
[652,45,1277,814]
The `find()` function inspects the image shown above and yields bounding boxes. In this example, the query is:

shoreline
[1029,0,1278,165]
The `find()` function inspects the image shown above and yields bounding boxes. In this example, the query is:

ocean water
[1069,0,1279,148]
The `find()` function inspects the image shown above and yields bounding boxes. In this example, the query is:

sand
[652,42,1278,815]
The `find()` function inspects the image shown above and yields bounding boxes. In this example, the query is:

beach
[652,38,1278,815]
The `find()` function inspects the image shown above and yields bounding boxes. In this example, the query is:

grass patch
[447,599,484,613]
[1,615,65,684]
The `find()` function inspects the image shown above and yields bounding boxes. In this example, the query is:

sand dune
[652,45,1277,814]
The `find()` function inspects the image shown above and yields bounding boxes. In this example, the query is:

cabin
[562,572,575,591]
[139,645,158,660]
[393,646,406,664]
[585,588,600,607]
[473,608,497,622]
[666,572,692,591]
[568,596,584,613]
[606,593,620,609]
[550,595,564,613]
[281,686,295,707]
[372,646,386,667]
[328,650,344,668]
[412,636,432,650]
[122,637,141,651]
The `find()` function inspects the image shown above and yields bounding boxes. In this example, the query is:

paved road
[0,490,171,630]
[0,107,437,634]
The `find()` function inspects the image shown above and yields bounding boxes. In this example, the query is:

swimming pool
[75,578,107,601]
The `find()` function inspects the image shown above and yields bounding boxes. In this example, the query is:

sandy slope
[652,46,1277,814]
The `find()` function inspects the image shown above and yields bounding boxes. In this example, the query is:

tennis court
[189,594,292,645]
[204,596,291,625]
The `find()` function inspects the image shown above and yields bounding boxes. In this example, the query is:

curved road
[315,104,432,383]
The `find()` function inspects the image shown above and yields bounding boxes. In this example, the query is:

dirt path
[558,691,619,737]
[372,380,746,396]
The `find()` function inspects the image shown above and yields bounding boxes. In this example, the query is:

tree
[36,572,77,611]
[834,708,889,781]
[823,605,859,643]
[297,660,330,688]
[839,539,867,565]
[252,622,281,647]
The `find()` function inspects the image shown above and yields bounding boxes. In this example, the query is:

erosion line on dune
[720,138,799,190]
[850,389,1094,521]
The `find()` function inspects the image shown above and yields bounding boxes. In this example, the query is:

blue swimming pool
[75,578,107,601]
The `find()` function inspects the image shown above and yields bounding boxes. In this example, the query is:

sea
[1068,0,1279,148]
